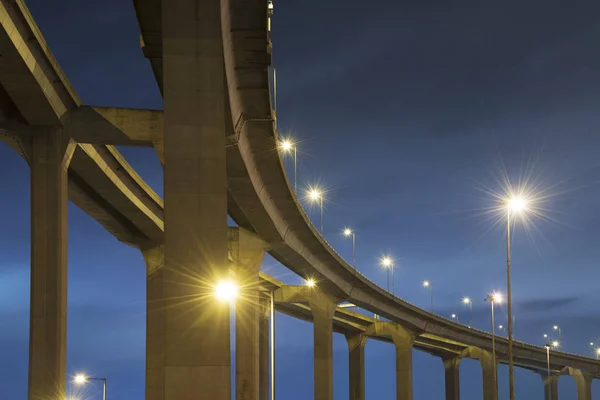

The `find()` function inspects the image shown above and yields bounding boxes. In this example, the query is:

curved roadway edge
[218,0,600,376]
[259,272,589,374]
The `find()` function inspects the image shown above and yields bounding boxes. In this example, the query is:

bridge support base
[346,333,367,400]
[480,351,497,400]
[310,294,336,400]
[541,374,558,400]
[574,371,592,400]
[28,130,74,400]
[443,356,461,400]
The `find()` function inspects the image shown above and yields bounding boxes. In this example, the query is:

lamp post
[544,343,552,400]
[596,348,600,360]
[380,257,395,295]
[74,374,107,400]
[498,325,506,336]
[451,313,458,322]
[553,325,561,340]
[423,281,433,310]
[308,189,324,234]
[463,297,473,327]
[279,139,297,193]
[485,292,503,395]
[506,195,528,400]
[343,228,356,269]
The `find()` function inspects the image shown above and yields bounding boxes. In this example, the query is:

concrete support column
[574,371,592,400]
[479,351,497,400]
[232,228,267,400]
[540,374,558,400]
[142,245,164,400]
[258,297,270,400]
[390,327,414,400]
[308,295,336,400]
[443,356,461,400]
[346,333,367,400]
[162,0,229,398]
[28,130,75,400]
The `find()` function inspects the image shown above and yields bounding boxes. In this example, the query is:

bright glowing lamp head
[423,280,430,287]
[305,278,316,288]
[280,139,293,152]
[499,325,503,329]
[380,257,393,268]
[463,297,471,305]
[343,228,353,237]
[553,325,559,330]
[215,280,239,302]
[491,292,503,303]
[508,196,527,212]
[74,374,87,384]
[451,314,456,318]
[308,189,321,201]
[543,334,548,338]
[552,340,560,348]
[591,342,595,346]
[596,348,600,355]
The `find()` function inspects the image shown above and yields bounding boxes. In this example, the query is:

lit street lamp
[74,374,106,400]
[451,313,458,322]
[307,188,324,234]
[279,139,297,193]
[305,278,316,288]
[343,228,356,269]
[498,325,506,335]
[380,256,395,295]
[596,348,600,360]
[485,291,503,395]
[553,325,562,340]
[505,194,529,400]
[422,281,433,310]
[463,297,473,327]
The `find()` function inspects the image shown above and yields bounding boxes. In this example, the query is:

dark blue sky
[1,0,600,398]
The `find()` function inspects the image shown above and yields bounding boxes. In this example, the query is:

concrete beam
[346,333,367,400]
[160,0,229,398]
[0,0,79,125]
[230,228,268,400]
[364,322,415,400]
[540,373,559,400]
[443,356,461,400]
[28,129,75,400]
[562,367,593,400]
[64,106,162,148]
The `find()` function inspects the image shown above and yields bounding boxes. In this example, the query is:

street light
[422,281,433,310]
[451,313,458,322]
[305,278,316,288]
[307,188,324,234]
[485,291,503,395]
[74,374,106,400]
[544,343,553,400]
[463,297,473,327]
[553,325,562,340]
[505,194,529,400]
[214,280,240,302]
[343,228,356,269]
[498,324,506,335]
[596,348,600,360]
[279,139,297,193]
[380,256,395,295]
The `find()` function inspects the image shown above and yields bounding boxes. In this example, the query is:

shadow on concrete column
[28,131,75,400]
[346,333,367,400]
[479,351,497,400]
[443,356,461,400]
[573,370,592,400]
[142,245,165,400]
[231,228,267,400]
[258,297,270,400]
[540,373,558,400]
[309,294,336,400]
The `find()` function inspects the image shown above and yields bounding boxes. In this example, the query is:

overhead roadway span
[130,0,600,377]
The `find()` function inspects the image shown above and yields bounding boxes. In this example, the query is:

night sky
[2,0,600,399]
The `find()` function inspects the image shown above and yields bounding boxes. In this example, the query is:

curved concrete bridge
[0,0,598,399]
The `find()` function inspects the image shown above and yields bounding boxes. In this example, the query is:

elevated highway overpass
[0,0,598,399]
